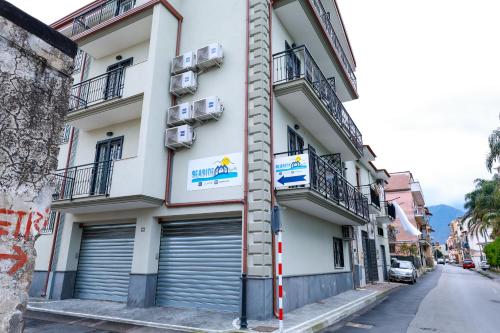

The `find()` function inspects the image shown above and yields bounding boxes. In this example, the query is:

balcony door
[104,58,132,100]
[285,41,300,81]
[91,137,123,195]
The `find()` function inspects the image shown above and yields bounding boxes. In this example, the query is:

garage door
[74,224,135,302]
[156,218,242,312]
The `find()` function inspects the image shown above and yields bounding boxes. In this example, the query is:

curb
[473,269,494,279]
[27,286,401,333]
[287,285,401,333]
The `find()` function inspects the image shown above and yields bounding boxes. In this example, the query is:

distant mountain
[428,205,464,244]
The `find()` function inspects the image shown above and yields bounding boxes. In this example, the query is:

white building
[30,0,391,319]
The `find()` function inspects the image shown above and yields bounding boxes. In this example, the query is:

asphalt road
[322,265,500,333]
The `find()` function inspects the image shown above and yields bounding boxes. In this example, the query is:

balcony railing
[387,202,396,220]
[276,149,369,221]
[360,185,380,209]
[310,0,357,90]
[69,67,125,111]
[273,46,363,154]
[52,161,114,201]
[72,0,136,36]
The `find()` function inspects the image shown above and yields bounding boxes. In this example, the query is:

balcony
[70,0,153,58]
[274,149,369,226]
[51,158,162,213]
[411,181,425,206]
[273,46,363,159]
[273,0,357,100]
[71,0,137,37]
[414,206,428,225]
[359,185,381,213]
[376,202,396,224]
[66,62,146,130]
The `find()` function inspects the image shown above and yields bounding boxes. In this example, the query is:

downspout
[268,1,279,319]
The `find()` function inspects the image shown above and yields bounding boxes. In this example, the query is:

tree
[484,237,500,267]
[462,175,500,238]
[486,127,500,173]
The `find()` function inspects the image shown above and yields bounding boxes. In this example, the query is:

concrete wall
[282,208,350,275]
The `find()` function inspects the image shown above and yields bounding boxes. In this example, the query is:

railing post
[69,166,76,201]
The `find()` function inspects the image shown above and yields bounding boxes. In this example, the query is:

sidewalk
[474,268,500,283]
[27,283,402,333]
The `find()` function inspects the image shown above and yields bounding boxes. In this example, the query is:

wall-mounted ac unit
[171,51,196,75]
[167,102,192,126]
[165,124,194,149]
[170,71,197,96]
[196,43,223,70]
[192,96,223,121]
[342,225,354,240]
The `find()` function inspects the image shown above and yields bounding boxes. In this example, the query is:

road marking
[345,322,373,329]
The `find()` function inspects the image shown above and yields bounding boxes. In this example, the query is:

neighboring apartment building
[385,172,434,269]
[453,218,493,267]
[30,0,377,320]
[345,146,395,286]
[447,220,463,263]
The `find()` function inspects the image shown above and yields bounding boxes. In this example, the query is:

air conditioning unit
[167,102,192,126]
[196,43,223,70]
[342,226,354,240]
[165,125,194,149]
[170,71,197,96]
[192,96,223,121]
[171,51,196,74]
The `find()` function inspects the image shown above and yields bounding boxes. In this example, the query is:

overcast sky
[10,0,499,210]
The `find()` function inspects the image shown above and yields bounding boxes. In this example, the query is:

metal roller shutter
[74,224,135,302]
[156,218,242,312]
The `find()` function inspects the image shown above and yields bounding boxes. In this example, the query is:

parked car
[463,259,475,269]
[480,260,490,270]
[437,258,445,265]
[389,260,418,284]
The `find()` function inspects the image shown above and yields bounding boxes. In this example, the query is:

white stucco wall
[282,208,351,276]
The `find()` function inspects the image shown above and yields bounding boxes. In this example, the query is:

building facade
[29,0,389,320]
[385,172,434,271]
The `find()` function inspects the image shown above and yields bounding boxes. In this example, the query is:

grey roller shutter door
[74,224,135,302]
[156,218,242,312]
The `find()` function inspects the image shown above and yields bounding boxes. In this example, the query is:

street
[322,265,500,333]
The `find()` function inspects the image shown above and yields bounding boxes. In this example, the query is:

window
[40,211,57,235]
[378,227,384,237]
[61,124,72,144]
[333,237,345,268]
[73,50,85,74]
[287,127,304,155]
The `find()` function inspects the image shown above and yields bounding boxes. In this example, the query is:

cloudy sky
[9,0,499,209]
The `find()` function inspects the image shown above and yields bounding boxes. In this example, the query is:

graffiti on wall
[0,208,49,275]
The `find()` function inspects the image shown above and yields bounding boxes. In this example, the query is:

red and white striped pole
[277,230,284,332]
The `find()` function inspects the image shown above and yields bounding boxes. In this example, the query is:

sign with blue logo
[274,154,309,189]
[187,153,243,191]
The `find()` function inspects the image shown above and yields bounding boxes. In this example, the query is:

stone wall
[0,1,76,332]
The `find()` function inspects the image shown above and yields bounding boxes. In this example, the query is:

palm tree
[462,175,500,238]
[486,127,500,173]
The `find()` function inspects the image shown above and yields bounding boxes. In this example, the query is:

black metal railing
[387,225,397,241]
[275,149,369,221]
[369,186,380,209]
[387,202,396,220]
[310,0,357,90]
[272,46,363,154]
[72,0,136,36]
[69,67,125,111]
[321,153,342,173]
[52,161,114,201]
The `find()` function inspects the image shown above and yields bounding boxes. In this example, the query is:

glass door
[91,137,123,195]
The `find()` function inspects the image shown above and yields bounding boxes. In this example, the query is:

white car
[437,258,445,265]
[389,260,418,284]
[480,260,490,270]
